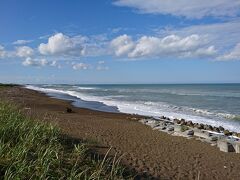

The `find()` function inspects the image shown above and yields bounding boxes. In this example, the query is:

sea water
[26,84,240,132]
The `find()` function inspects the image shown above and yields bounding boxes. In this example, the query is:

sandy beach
[1,86,240,179]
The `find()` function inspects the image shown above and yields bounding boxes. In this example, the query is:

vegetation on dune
[0,102,130,179]
[0,84,17,88]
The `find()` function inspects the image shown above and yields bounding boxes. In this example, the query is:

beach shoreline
[25,84,240,133]
[1,86,240,179]
[25,84,240,136]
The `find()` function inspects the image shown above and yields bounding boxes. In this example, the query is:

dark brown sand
[1,86,240,180]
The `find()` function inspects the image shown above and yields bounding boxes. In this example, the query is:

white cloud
[217,43,240,61]
[114,0,240,19]
[39,34,51,40]
[131,34,203,57]
[1,45,34,59]
[13,39,32,45]
[182,46,217,58]
[153,19,240,61]
[110,34,135,56]
[22,57,48,67]
[0,45,6,58]
[49,60,61,68]
[110,34,216,59]
[16,46,34,58]
[72,63,90,70]
[38,33,106,57]
[165,20,240,51]
[3,24,237,63]
[96,66,109,71]
[22,57,60,67]
[96,61,109,70]
[98,60,105,64]
[38,33,86,56]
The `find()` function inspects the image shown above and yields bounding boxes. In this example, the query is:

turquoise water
[26,84,240,132]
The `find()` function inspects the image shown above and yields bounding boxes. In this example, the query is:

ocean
[26,84,240,132]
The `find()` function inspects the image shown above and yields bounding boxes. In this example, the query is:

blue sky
[1,0,240,84]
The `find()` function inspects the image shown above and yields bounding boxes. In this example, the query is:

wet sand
[1,86,240,179]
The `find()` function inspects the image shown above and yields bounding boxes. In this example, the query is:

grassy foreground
[0,102,129,179]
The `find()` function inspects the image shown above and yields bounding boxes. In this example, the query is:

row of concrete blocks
[174,125,240,153]
[217,140,240,153]
[139,119,240,153]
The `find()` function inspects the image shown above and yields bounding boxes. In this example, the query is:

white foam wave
[25,85,67,94]
[76,87,97,90]
[188,107,238,120]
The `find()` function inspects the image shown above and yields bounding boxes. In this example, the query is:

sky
[0,0,240,84]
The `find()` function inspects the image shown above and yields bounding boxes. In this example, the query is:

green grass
[180,125,189,132]
[0,84,17,88]
[0,102,130,179]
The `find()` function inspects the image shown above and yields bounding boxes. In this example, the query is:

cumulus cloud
[22,57,48,67]
[113,0,240,19]
[164,20,240,52]
[131,34,202,57]
[22,57,60,67]
[110,34,135,56]
[38,33,87,56]
[0,45,16,59]
[38,33,107,57]
[217,43,240,61]
[181,46,217,58]
[0,45,6,58]
[49,60,61,68]
[96,61,109,70]
[72,63,90,70]
[13,39,32,45]
[16,46,34,58]
[1,45,34,59]
[33,32,218,60]
[110,34,216,59]
[1,28,234,64]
